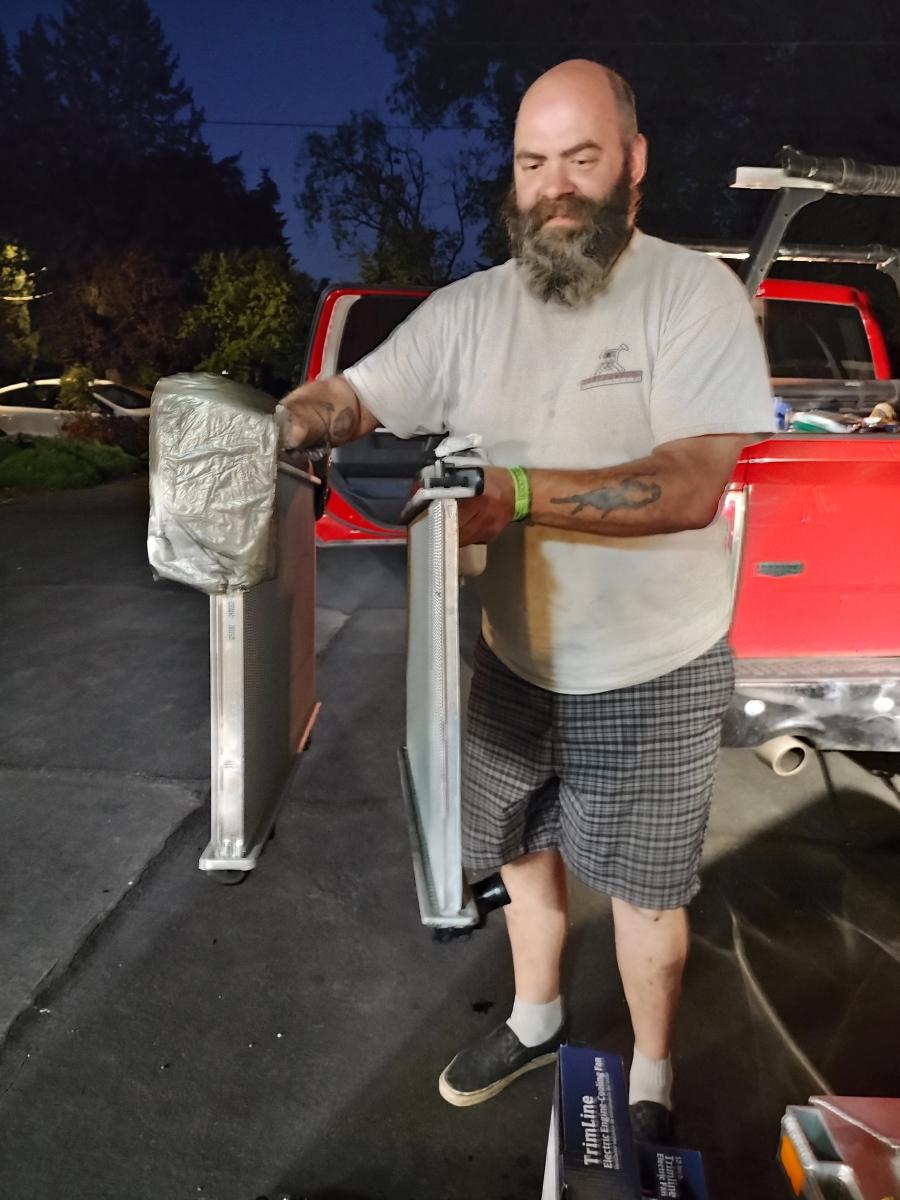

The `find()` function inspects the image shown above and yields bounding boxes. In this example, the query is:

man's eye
[575,158,596,167]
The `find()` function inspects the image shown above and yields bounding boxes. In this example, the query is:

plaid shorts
[462,636,735,909]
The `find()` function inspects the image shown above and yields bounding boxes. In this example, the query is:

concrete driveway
[0,477,897,1200]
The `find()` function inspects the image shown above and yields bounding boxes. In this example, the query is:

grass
[0,435,142,491]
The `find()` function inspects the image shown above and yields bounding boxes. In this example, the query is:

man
[281,59,774,1143]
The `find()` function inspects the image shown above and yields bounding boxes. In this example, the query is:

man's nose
[539,161,575,201]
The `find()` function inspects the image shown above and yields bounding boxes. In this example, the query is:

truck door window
[336,294,426,371]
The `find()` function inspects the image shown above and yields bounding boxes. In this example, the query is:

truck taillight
[722,486,747,604]
[721,486,741,543]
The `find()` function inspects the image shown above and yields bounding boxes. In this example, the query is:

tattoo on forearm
[309,400,357,449]
[550,476,662,517]
[331,405,357,441]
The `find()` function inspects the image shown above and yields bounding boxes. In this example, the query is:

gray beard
[503,176,637,307]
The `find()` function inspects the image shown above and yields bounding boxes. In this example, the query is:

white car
[0,378,151,438]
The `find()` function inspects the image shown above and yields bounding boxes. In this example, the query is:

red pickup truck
[305,276,892,545]
[301,151,900,772]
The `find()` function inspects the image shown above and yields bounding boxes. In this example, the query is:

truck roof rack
[684,242,898,269]
[779,148,900,198]
[733,149,900,201]
[684,241,900,300]
[727,149,900,297]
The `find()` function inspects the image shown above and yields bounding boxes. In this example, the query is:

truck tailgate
[731,436,900,659]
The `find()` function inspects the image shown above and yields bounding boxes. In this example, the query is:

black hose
[781,145,900,198]
[470,872,511,914]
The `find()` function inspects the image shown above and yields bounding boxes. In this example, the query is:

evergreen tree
[0,33,15,242]
[7,0,286,267]
[3,0,289,374]
[22,0,203,167]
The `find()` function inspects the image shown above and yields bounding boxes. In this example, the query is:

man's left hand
[457,466,517,547]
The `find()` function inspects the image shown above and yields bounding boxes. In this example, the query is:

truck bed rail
[772,379,900,414]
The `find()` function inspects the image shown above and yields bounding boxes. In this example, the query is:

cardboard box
[540,1046,709,1200]
[637,1146,708,1200]
[544,1046,642,1199]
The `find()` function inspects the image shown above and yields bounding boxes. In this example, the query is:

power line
[417,40,900,47]
[204,35,897,131]
[204,119,479,131]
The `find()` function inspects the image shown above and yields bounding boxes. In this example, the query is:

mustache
[514,195,603,237]
[502,180,637,247]
[501,176,638,307]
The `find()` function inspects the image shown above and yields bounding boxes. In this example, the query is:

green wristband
[507,466,532,522]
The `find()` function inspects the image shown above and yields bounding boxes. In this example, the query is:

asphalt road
[0,477,897,1200]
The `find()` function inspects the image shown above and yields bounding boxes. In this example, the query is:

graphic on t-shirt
[580,343,644,390]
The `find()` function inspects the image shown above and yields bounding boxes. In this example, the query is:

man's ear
[629,134,649,187]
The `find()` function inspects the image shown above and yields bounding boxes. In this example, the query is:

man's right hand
[278,374,379,453]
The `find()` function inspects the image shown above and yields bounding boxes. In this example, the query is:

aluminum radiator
[200,464,320,878]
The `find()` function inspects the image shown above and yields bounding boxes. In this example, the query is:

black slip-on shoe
[439,1023,564,1108]
[629,1100,675,1145]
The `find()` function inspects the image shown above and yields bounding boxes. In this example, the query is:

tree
[2,0,289,376]
[5,1,287,265]
[179,249,319,392]
[7,2,204,263]
[297,111,475,284]
[0,31,13,181]
[0,244,39,384]
[0,33,20,245]
[377,0,900,252]
[34,246,191,383]
[26,0,203,161]
[56,363,94,411]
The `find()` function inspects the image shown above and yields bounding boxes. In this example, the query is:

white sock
[507,995,563,1048]
[629,1046,673,1109]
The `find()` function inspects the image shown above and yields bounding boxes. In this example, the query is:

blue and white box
[637,1145,708,1200]
[542,1046,642,1199]
[540,1047,709,1199]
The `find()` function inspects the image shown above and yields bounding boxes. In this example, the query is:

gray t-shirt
[343,230,775,692]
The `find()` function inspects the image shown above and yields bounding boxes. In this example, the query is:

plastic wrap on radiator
[147,372,281,594]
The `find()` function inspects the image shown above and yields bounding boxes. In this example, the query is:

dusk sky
[1,0,476,280]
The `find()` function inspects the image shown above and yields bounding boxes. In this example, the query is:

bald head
[505,60,647,306]
[517,60,638,147]
[511,59,646,224]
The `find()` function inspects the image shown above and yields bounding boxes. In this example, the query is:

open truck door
[302,285,438,543]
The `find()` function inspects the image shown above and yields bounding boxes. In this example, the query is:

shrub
[0,435,140,490]
[60,411,115,443]
[109,415,150,460]
[57,364,96,412]
[0,444,102,489]
[62,437,140,479]
[60,410,149,460]
[132,364,162,391]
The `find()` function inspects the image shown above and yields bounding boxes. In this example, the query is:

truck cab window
[764,299,875,380]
